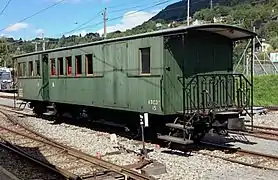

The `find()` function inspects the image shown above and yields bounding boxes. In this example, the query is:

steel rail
[227,130,278,141]
[200,141,278,160]
[196,150,278,171]
[0,109,154,180]
[198,141,278,171]
[245,124,278,131]
[0,140,81,180]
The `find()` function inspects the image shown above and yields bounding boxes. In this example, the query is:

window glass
[86,54,93,75]
[36,60,40,76]
[66,56,72,75]
[58,57,64,75]
[29,61,33,76]
[76,55,82,75]
[50,58,56,75]
[140,47,150,74]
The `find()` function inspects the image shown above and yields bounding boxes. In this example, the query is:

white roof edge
[13,23,256,59]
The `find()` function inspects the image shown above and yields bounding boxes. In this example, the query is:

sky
[0,0,178,40]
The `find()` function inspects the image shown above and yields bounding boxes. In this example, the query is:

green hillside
[150,0,248,21]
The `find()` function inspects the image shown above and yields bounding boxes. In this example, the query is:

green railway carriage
[14,24,256,144]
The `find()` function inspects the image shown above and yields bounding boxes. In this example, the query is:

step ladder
[157,123,194,145]
[43,104,57,116]
[16,100,28,111]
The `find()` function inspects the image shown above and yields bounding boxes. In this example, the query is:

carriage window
[22,63,27,76]
[28,61,33,76]
[36,60,40,76]
[140,47,150,74]
[18,63,23,76]
[50,58,56,76]
[58,57,64,75]
[86,54,93,75]
[66,56,72,75]
[75,55,82,75]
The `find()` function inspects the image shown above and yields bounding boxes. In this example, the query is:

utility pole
[187,0,190,26]
[42,33,49,51]
[32,42,38,52]
[210,0,213,9]
[102,8,107,38]
[32,33,48,52]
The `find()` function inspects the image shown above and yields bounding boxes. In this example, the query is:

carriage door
[104,43,128,107]
[163,35,185,114]
[41,53,50,101]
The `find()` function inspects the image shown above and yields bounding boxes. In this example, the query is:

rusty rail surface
[227,130,278,141]
[0,109,154,180]
[0,140,80,180]
[198,141,278,171]
[245,124,278,132]
[227,124,278,141]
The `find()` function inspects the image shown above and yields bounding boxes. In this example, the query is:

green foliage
[192,0,278,50]
[193,5,232,22]
[269,36,278,50]
[1,0,278,67]
[254,75,278,106]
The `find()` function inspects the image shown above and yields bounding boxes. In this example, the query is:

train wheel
[192,131,206,143]
[33,103,46,118]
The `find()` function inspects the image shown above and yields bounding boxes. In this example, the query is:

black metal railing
[181,73,252,115]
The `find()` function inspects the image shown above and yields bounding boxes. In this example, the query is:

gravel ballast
[1,97,278,179]
[4,110,277,180]
[0,146,65,180]
[245,111,278,128]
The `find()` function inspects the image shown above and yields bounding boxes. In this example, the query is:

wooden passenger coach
[13,24,256,144]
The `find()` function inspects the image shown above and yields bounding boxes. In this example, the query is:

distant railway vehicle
[13,24,256,144]
[0,67,16,92]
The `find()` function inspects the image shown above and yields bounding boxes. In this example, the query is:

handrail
[180,73,252,115]
[160,75,163,111]
[179,73,252,86]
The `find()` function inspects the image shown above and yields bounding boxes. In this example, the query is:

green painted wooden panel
[163,32,234,114]
[17,54,44,101]
[45,36,164,114]
[163,35,183,114]
[42,54,50,101]
[17,78,43,100]
[103,42,128,107]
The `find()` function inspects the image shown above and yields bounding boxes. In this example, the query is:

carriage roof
[13,23,256,59]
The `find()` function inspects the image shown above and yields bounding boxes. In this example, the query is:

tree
[270,36,278,50]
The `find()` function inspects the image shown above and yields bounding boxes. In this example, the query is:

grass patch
[254,75,278,106]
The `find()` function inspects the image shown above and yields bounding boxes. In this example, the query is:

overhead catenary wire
[56,0,176,37]
[66,0,217,36]
[106,0,163,10]
[0,0,66,32]
[108,0,170,14]
[71,0,176,34]
[61,10,103,36]
[0,0,12,16]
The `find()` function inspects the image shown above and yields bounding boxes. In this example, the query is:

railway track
[2,103,278,175]
[0,109,154,180]
[227,124,278,141]
[2,102,278,141]
[196,141,278,171]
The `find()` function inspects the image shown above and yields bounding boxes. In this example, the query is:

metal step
[215,111,239,115]
[166,123,194,130]
[43,111,56,116]
[157,135,194,145]
[16,101,27,104]
[46,106,54,109]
